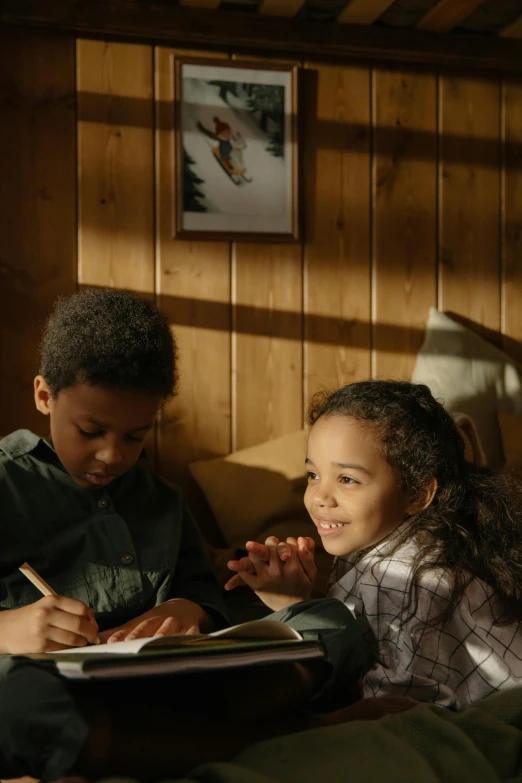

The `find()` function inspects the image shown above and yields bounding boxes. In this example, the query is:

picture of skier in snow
[179,68,291,233]
[213,117,233,165]
[206,116,251,184]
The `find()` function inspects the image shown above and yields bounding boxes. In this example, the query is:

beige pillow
[190,430,309,549]
[412,308,522,468]
[498,412,522,477]
[189,430,333,594]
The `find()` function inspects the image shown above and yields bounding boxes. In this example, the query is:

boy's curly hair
[310,380,522,625]
[39,287,177,399]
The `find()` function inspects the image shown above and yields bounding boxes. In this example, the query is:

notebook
[41,619,323,679]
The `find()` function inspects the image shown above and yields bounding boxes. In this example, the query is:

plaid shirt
[328,525,522,709]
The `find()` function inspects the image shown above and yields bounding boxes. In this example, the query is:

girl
[226,380,522,710]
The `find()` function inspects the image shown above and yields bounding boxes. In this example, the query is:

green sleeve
[268,598,369,710]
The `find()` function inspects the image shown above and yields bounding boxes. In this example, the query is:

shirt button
[98,499,109,509]
[121,553,134,564]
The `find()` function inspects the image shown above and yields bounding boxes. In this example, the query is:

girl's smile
[314,517,350,536]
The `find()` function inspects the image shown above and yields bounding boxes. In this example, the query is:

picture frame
[174,57,299,242]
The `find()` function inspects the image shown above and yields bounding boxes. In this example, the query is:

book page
[51,619,302,656]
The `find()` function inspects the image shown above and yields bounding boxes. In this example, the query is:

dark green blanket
[156,688,522,783]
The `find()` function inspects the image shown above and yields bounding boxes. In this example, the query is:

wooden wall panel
[303,63,371,406]
[233,245,303,450]
[155,47,232,502]
[77,40,155,293]
[372,68,437,380]
[502,80,522,364]
[439,75,501,336]
[0,28,77,436]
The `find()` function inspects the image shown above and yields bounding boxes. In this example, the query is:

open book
[43,619,323,679]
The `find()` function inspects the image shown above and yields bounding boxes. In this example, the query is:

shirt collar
[341,518,415,567]
[0,429,51,459]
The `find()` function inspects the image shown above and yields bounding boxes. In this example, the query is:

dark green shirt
[0,430,229,631]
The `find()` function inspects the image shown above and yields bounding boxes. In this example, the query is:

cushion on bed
[412,308,522,468]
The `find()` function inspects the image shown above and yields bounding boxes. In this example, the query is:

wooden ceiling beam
[338,0,396,25]
[500,14,522,38]
[2,0,522,74]
[258,0,306,18]
[417,0,484,33]
[179,0,223,9]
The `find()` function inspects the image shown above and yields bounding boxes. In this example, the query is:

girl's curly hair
[309,380,522,626]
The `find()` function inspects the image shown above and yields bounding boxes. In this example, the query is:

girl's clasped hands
[225,535,317,612]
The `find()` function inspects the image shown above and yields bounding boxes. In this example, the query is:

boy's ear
[34,375,53,416]
[407,477,438,516]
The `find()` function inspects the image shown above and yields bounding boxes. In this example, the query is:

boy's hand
[99,598,209,643]
[0,595,99,654]
[225,536,317,612]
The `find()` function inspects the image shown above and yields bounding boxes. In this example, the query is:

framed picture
[174,57,299,242]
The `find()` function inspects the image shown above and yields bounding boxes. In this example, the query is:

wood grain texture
[303,63,371,404]
[338,0,396,24]
[417,0,484,32]
[179,0,222,7]
[258,0,306,16]
[77,40,154,293]
[439,75,501,336]
[0,28,77,436]
[372,68,437,380]
[155,46,232,502]
[233,244,303,449]
[502,79,522,362]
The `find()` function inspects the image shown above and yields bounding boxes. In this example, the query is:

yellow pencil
[19,562,100,644]
[19,562,57,596]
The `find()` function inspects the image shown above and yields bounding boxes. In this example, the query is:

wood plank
[338,0,396,25]
[233,245,303,450]
[502,79,522,363]
[439,75,501,337]
[501,14,522,38]
[3,0,522,75]
[417,0,484,32]
[258,0,306,18]
[303,63,371,404]
[373,68,437,380]
[77,40,154,292]
[0,27,76,437]
[179,0,222,8]
[155,46,231,535]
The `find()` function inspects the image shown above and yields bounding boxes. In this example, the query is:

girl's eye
[126,435,144,444]
[78,427,102,439]
[340,475,358,485]
[307,471,318,481]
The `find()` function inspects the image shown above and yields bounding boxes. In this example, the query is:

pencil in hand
[19,562,101,645]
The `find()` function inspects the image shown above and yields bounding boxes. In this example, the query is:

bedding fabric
[97,686,522,783]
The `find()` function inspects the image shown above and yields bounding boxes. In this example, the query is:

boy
[0,287,229,653]
[0,288,366,782]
